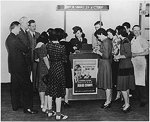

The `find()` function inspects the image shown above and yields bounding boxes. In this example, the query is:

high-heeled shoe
[113,97,121,102]
[120,104,125,109]
[101,103,111,109]
[122,106,131,113]
[56,114,68,120]
[47,110,56,117]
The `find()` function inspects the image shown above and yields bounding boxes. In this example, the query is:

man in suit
[18,16,32,74]
[28,20,40,90]
[5,21,37,114]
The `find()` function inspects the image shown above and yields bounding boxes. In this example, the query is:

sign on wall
[57,5,109,11]
[73,59,98,95]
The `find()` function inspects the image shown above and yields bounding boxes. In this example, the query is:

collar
[21,28,26,33]
[29,31,35,36]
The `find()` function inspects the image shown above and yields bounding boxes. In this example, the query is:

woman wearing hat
[70,26,87,51]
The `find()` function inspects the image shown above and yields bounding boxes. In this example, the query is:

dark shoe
[63,102,71,108]
[140,102,147,107]
[101,103,111,109]
[122,106,131,113]
[12,107,18,111]
[24,109,38,114]
[113,97,121,102]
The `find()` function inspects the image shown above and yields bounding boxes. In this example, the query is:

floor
[1,83,149,121]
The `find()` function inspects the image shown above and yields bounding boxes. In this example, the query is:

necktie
[33,34,35,39]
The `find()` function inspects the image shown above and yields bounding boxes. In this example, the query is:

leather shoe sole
[24,109,38,114]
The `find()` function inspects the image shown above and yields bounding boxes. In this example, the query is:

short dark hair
[47,28,57,41]
[106,28,116,36]
[94,21,103,26]
[117,26,128,37]
[132,25,141,30]
[9,21,20,31]
[122,22,131,29]
[28,20,35,26]
[36,31,49,44]
[94,28,107,38]
[55,28,68,41]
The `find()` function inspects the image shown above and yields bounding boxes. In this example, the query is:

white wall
[1,0,140,83]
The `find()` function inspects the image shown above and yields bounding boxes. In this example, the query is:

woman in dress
[45,28,68,120]
[114,26,135,112]
[34,32,49,112]
[94,28,113,108]
[55,28,75,107]
[107,28,122,102]
[70,26,87,52]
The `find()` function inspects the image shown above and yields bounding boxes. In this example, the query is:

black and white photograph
[1,0,149,121]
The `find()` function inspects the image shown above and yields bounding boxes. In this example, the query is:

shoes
[12,107,18,111]
[47,110,56,117]
[114,97,121,102]
[42,108,48,113]
[122,106,131,113]
[63,102,71,108]
[56,114,68,120]
[24,109,38,114]
[140,102,147,107]
[120,104,125,109]
[101,103,111,109]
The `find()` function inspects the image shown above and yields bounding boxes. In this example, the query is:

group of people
[5,16,149,120]
[92,21,149,113]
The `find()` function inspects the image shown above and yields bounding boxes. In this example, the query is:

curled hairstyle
[107,28,116,36]
[55,28,68,41]
[122,22,131,29]
[94,28,107,39]
[115,25,121,34]
[117,26,128,37]
[47,28,57,41]
[36,31,49,44]
[72,26,85,38]
[9,21,20,31]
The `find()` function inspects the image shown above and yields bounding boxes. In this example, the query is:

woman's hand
[35,58,39,62]
[73,46,77,50]
[132,53,137,58]
[114,55,120,60]
[35,42,43,49]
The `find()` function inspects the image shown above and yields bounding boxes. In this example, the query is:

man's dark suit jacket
[27,31,40,61]
[17,28,32,66]
[5,33,30,73]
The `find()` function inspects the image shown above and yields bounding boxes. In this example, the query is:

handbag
[42,73,49,86]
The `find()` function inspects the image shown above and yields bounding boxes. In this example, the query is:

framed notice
[73,59,98,95]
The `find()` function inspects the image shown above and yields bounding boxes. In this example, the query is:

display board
[73,59,98,95]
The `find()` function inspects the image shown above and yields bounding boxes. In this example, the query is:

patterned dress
[60,41,75,88]
[34,44,48,92]
[97,38,113,89]
[45,42,67,98]
[117,38,135,91]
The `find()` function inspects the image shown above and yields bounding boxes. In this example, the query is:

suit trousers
[134,85,148,103]
[10,71,33,111]
[32,62,38,90]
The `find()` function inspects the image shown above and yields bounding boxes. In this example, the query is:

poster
[73,59,98,95]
